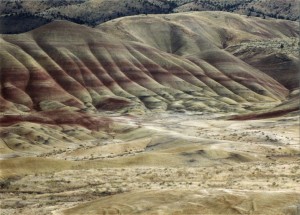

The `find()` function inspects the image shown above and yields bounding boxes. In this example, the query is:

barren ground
[1,112,299,215]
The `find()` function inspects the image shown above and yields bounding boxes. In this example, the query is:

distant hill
[174,0,299,20]
[0,0,299,34]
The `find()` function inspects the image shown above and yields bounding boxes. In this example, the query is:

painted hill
[1,12,298,118]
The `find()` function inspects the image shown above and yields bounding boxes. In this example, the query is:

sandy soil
[0,112,299,215]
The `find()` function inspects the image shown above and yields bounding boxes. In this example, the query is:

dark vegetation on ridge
[0,0,298,34]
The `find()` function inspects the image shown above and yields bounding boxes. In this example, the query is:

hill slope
[175,0,300,20]
[0,0,298,34]
[1,12,297,117]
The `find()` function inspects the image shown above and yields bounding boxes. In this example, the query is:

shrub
[0,179,11,189]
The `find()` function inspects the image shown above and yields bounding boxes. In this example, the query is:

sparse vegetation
[0,0,298,33]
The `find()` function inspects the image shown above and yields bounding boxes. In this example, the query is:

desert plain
[1,111,300,215]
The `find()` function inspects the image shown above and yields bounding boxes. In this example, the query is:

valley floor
[0,112,300,215]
